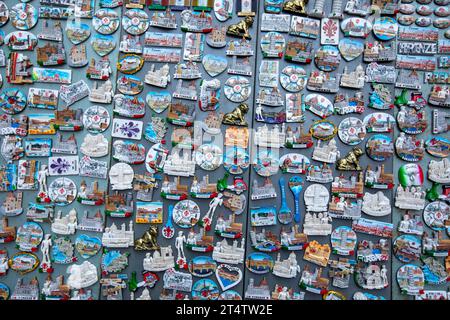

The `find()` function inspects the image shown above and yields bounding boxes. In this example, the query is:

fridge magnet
[145,143,168,174]
[285,94,306,122]
[305,94,334,119]
[365,165,393,189]
[223,147,250,175]
[429,85,450,107]
[309,120,337,140]
[31,68,72,84]
[47,156,78,177]
[397,265,424,296]
[250,206,277,227]
[66,261,99,289]
[228,56,252,76]
[328,196,362,220]
[361,191,391,217]
[356,239,389,263]
[421,257,447,285]
[352,217,393,238]
[226,38,254,56]
[363,41,395,62]
[344,0,370,16]
[215,264,242,291]
[363,113,394,133]
[93,8,120,34]
[253,150,279,177]
[53,107,83,132]
[303,212,332,236]
[261,32,285,58]
[215,213,243,239]
[245,252,274,274]
[199,79,221,111]
[236,0,256,16]
[261,13,290,32]
[191,279,219,300]
[303,183,329,212]
[426,138,450,158]
[335,147,364,171]
[101,221,134,247]
[101,0,123,7]
[77,181,105,206]
[334,92,364,115]
[279,153,309,174]
[190,175,218,199]
[66,20,90,45]
[224,76,251,103]
[1,135,24,161]
[91,34,116,57]
[79,135,108,159]
[340,65,365,89]
[183,33,205,61]
[0,192,23,217]
[417,4,432,15]
[27,88,58,110]
[120,35,142,54]
[396,55,436,72]
[329,0,344,18]
[112,140,145,165]
[149,9,177,29]
[341,17,372,38]
[423,201,449,232]
[142,246,174,272]
[113,94,145,118]
[15,221,43,252]
[82,105,110,134]
[365,134,394,162]
[338,38,363,62]
[75,209,104,233]
[0,1,7,27]
[422,231,450,257]
[111,118,143,140]
[282,0,307,15]
[435,5,450,17]
[259,60,279,87]
[303,240,331,266]
[5,31,37,51]
[135,201,163,224]
[365,62,396,84]
[213,0,233,21]
[355,263,388,290]
[174,61,202,79]
[144,64,171,88]
[109,162,134,191]
[16,160,38,190]
[331,173,363,198]
[188,256,216,278]
[206,27,227,48]
[338,117,366,146]
[40,275,71,300]
[49,177,77,206]
[398,212,424,236]
[306,71,339,93]
[395,183,426,210]
[0,250,8,276]
[0,217,15,242]
[117,54,144,74]
[184,228,214,252]
[397,107,427,135]
[398,25,438,42]
[117,75,144,95]
[393,234,421,263]
[163,268,192,291]
[272,252,301,279]
[26,202,54,223]
[104,192,133,218]
[0,114,28,136]
[250,178,277,201]
[398,15,415,26]
[10,3,38,30]
[314,45,341,72]
[10,278,40,300]
[89,80,114,104]
[298,266,329,295]
[122,9,149,35]
[180,10,213,33]
[173,80,198,100]
[395,133,425,162]
[265,0,283,14]
[52,237,76,264]
[8,252,39,275]
[284,39,313,64]
[369,83,394,110]
[143,47,182,63]
[172,200,200,229]
[306,163,333,183]
[254,124,285,148]
[36,42,66,67]
[28,114,56,135]
[321,18,339,45]
[280,65,307,92]
[148,0,169,10]
[373,17,398,40]
[0,88,27,115]
[59,80,90,107]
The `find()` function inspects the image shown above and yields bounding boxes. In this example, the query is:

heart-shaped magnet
[66,20,91,45]
[202,54,228,77]
[215,264,243,291]
[75,234,102,259]
[91,34,116,57]
[338,38,364,61]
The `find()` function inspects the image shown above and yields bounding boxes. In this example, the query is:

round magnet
[365,134,393,161]
[423,201,450,231]
[254,150,279,177]
[223,146,250,175]
[191,279,219,300]
[122,9,149,35]
[93,8,120,35]
[0,88,27,114]
[416,17,432,27]
[417,5,432,16]
[173,200,200,228]
[435,6,450,17]
[10,3,37,30]
[393,235,421,263]
[338,117,366,146]
[315,45,341,72]
[372,17,398,41]
[280,65,307,92]
[83,105,111,133]
[396,264,424,296]
[397,15,416,26]
[245,252,274,274]
[49,177,77,206]
[224,76,251,103]
[194,143,223,171]
[75,234,102,259]
[399,4,415,15]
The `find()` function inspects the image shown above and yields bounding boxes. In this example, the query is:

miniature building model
[395,186,426,210]
[143,246,175,272]
[303,212,333,236]
[273,252,300,278]
[254,124,286,148]
[10,278,39,300]
[244,278,271,300]
[102,222,134,248]
[312,139,340,163]
[52,209,78,235]
[212,238,245,264]
[303,240,331,267]
[163,151,195,177]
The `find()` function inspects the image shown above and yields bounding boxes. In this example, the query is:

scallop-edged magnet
[254,150,279,177]
[393,235,421,263]
[216,264,242,291]
[52,237,76,264]
[314,45,341,72]
[417,5,432,16]
[93,8,120,35]
[397,106,428,134]
[117,54,144,74]
[91,34,116,56]
[8,252,39,274]
[398,15,416,26]
[365,134,393,162]
[341,17,372,38]
[305,93,334,119]
[194,144,223,171]
[122,9,149,35]
[426,137,450,158]
[66,20,91,45]
[310,119,337,141]
[114,94,145,118]
[15,222,43,252]
[364,112,395,133]
[192,279,219,300]
[246,252,274,274]
[202,54,228,77]
[0,89,27,115]
[261,32,285,58]
[117,75,144,95]
[416,17,432,27]
[280,65,307,92]
[398,163,424,187]
[214,0,233,21]
[397,264,424,296]
[338,38,364,62]
[373,17,398,41]
[146,91,171,114]
[331,226,357,256]
[173,200,200,228]
[423,201,449,231]
[224,76,251,103]
[83,105,110,134]
[189,256,217,278]
[223,147,250,175]
[338,117,366,146]
[10,3,37,30]
[49,177,77,206]
[279,153,310,174]
[0,1,8,27]
[75,235,101,259]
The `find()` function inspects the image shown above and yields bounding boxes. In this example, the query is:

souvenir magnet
[321,18,339,45]
[91,34,116,57]
[122,9,149,35]
[16,221,43,252]
[10,3,38,30]
[339,38,363,62]
[314,45,341,72]
[261,32,285,58]
[9,252,39,274]
[5,31,37,51]
[331,226,357,256]
[365,134,393,162]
